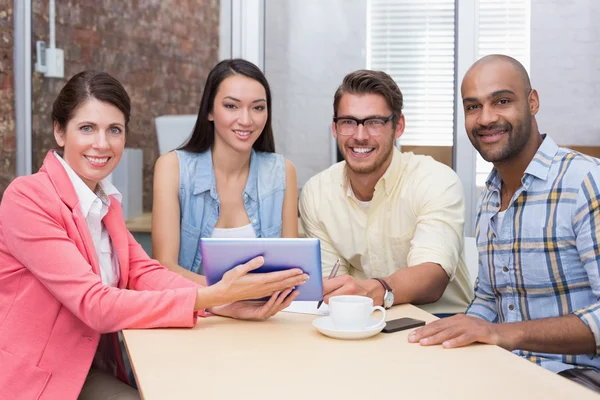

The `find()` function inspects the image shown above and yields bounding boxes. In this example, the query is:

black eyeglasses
[333,114,395,136]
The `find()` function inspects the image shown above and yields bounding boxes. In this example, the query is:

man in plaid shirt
[409,54,600,391]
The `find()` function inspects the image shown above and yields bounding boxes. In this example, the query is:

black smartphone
[382,317,426,333]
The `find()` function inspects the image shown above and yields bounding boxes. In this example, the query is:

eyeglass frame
[332,113,396,136]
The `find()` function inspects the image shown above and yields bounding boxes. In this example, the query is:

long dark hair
[52,70,131,132]
[180,59,275,153]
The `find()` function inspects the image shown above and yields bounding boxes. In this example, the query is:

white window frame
[454,0,479,237]
[14,0,33,177]
[219,0,265,70]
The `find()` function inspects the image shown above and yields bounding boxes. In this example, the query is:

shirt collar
[192,149,259,201]
[192,150,215,196]
[523,134,557,181]
[54,152,122,217]
[485,134,558,190]
[244,150,259,201]
[344,147,403,198]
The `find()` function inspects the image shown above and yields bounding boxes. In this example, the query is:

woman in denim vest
[152,59,298,284]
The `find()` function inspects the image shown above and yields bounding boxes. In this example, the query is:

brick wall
[0,1,14,199]
[30,0,219,210]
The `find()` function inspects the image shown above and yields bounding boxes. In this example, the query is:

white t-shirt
[495,210,507,234]
[211,223,257,238]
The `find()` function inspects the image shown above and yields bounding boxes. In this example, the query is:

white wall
[531,0,600,146]
[264,0,367,187]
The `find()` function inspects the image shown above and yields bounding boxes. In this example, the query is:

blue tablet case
[200,238,323,301]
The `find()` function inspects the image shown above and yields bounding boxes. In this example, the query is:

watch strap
[373,277,392,294]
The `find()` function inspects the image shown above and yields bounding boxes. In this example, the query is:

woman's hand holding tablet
[194,256,309,319]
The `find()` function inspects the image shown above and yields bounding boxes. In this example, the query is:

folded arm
[410,167,600,355]
[410,259,592,353]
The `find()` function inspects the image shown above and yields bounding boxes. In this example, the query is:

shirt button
[495,202,500,207]
[508,304,515,310]
[503,266,508,272]
[244,194,248,199]
[251,219,257,224]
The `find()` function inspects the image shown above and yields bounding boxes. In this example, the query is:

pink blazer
[0,151,202,400]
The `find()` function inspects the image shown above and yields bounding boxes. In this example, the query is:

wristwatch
[373,278,394,309]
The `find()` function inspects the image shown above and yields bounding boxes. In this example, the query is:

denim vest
[175,149,286,273]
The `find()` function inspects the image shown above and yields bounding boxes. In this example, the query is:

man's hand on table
[208,289,299,321]
[322,275,385,306]
[408,314,513,350]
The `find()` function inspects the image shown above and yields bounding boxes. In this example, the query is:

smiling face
[333,93,404,176]
[461,61,538,164]
[54,97,126,191]
[209,74,268,154]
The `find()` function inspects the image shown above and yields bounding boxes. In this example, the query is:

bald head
[462,54,531,96]
[460,54,541,165]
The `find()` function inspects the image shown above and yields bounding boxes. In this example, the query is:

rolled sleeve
[574,305,600,355]
[573,166,600,355]
[466,282,500,323]
[407,165,465,280]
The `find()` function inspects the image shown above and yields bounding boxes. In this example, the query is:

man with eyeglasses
[299,70,473,316]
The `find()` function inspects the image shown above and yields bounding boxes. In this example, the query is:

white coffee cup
[329,295,386,330]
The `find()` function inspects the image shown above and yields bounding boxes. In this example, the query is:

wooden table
[125,212,153,233]
[122,305,598,399]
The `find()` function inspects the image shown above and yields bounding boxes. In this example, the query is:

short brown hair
[52,70,131,132]
[333,70,403,125]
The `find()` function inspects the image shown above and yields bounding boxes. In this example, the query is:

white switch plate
[45,47,64,79]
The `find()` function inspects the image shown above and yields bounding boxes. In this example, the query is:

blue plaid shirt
[467,135,600,373]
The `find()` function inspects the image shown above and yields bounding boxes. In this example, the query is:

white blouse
[54,152,121,287]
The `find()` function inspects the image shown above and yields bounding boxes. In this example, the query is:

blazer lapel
[103,201,130,289]
[41,150,101,275]
[72,208,102,275]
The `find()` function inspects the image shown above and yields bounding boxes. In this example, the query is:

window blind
[368,0,455,146]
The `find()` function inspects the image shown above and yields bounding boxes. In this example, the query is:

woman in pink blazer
[0,71,308,400]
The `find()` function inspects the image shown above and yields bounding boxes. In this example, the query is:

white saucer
[312,316,386,340]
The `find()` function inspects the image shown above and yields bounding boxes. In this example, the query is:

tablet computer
[200,238,323,301]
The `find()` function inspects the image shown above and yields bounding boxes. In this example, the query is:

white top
[54,152,122,287]
[350,187,371,213]
[211,223,257,238]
